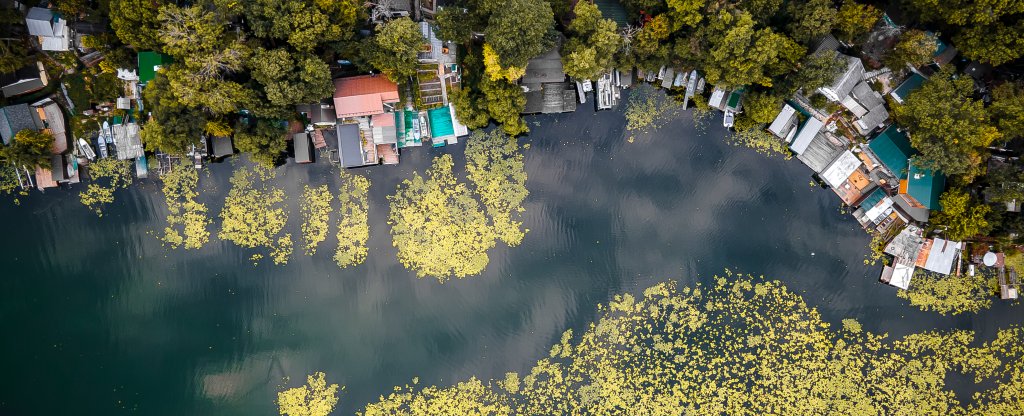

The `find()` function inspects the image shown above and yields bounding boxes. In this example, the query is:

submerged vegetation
[898,269,998,315]
[334,172,370,269]
[465,130,529,246]
[351,274,1024,414]
[389,155,495,280]
[160,163,211,249]
[218,167,292,264]
[624,84,680,133]
[300,185,334,256]
[79,158,133,217]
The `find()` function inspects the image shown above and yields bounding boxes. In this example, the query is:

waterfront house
[332,75,402,165]
[293,132,313,164]
[0,104,38,145]
[853,186,899,232]
[820,150,871,205]
[333,75,400,119]
[889,73,926,105]
[209,136,233,159]
[881,224,926,289]
[768,104,799,142]
[1,62,48,98]
[915,237,962,275]
[790,117,823,155]
[336,122,377,168]
[521,45,577,114]
[25,7,70,51]
[369,113,399,164]
[818,54,863,102]
[865,125,943,223]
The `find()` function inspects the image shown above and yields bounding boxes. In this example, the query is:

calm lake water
[1,100,1021,415]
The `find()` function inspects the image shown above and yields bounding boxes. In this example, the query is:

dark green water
[1,104,1020,415]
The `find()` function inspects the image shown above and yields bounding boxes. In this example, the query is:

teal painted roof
[928,32,947,56]
[860,187,885,209]
[138,51,172,84]
[869,126,915,176]
[593,0,628,27]
[892,73,926,101]
[428,106,454,138]
[907,162,945,210]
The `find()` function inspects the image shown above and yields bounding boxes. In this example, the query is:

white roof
[790,117,824,155]
[40,24,70,51]
[117,69,139,81]
[25,7,54,37]
[863,196,894,224]
[768,104,797,138]
[923,238,962,275]
[449,105,469,137]
[821,150,862,188]
[889,263,915,290]
[709,88,726,109]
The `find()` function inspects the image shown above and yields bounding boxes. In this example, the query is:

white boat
[645,69,656,83]
[657,66,666,80]
[673,71,687,88]
[582,80,593,92]
[683,70,698,110]
[575,80,587,104]
[723,110,735,128]
[95,136,108,158]
[101,121,113,144]
[77,138,96,160]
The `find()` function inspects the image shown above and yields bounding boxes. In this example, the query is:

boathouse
[768,104,799,141]
[293,132,313,164]
[1,62,48,98]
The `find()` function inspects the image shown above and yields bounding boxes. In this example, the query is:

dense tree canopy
[784,0,838,45]
[233,119,287,168]
[904,0,1024,65]
[109,0,166,49]
[562,1,621,80]
[483,0,555,68]
[249,47,334,112]
[361,17,425,83]
[241,0,360,52]
[834,0,882,44]
[893,69,1001,181]
[777,50,845,94]
[883,30,936,70]
[0,130,53,170]
[141,73,206,155]
[991,82,1024,140]
[702,10,805,88]
[929,188,992,241]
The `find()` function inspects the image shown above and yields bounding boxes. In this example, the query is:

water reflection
[0,99,1019,415]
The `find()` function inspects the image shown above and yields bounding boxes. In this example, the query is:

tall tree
[0,130,53,169]
[930,188,991,240]
[249,47,334,112]
[883,30,936,70]
[893,69,1001,181]
[562,1,621,80]
[361,17,424,83]
[140,73,206,155]
[777,50,845,94]
[388,154,496,280]
[0,40,30,74]
[483,0,555,68]
[242,0,360,52]
[434,7,477,44]
[667,0,707,30]
[702,10,805,88]
[990,82,1024,140]
[109,0,167,50]
[834,0,881,44]
[903,0,1024,65]
[785,0,838,45]
[233,118,288,168]
[481,77,528,136]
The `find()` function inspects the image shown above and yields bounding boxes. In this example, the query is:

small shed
[210,136,233,158]
[889,73,927,104]
[768,104,798,139]
[293,132,313,163]
[789,117,824,155]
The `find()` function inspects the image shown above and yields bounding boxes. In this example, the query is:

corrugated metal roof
[868,125,915,177]
[923,238,961,275]
[293,133,312,163]
[337,123,367,168]
[821,150,862,188]
[769,104,798,138]
[790,117,824,155]
[333,75,400,118]
[906,162,945,210]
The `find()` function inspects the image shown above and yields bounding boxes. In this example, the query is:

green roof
[726,89,743,110]
[428,106,454,138]
[593,0,629,27]
[860,186,886,209]
[868,125,915,177]
[138,51,173,84]
[907,162,945,210]
[892,73,926,102]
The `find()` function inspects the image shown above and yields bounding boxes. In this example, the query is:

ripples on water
[0,97,1020,415]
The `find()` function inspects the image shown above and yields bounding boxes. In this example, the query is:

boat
[660,68,674,89]
[582,80,593,92]
[723,110,735,128]
[673,71,687,88]
[101,121,113,144]
[596,72,617,110]
[657,66,666,80]
[696,76,706,93]
[95,136,108,158]
[135,154,148,178]
[575,80,587,104]
[645,69,656,83]
[77,138,96,160]
[683,70,698,110]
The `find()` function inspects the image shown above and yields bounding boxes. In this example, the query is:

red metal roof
[333,75,400,118]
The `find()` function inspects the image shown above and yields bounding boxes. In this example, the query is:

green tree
[361,17,424,83]
[703,10,806,88]
[990,82,1024,140]
[741,91,783,124]
[883,30,936,70]
[0,130,53,170]
[234,119,287,168]
[141,73,205,155]
[784,0,838,45]
[777,50,845,94]
[465,130,529,246]
[434,8,476,44]
[109,0,166,49]
[277,372,340,416]
[930,188,991,240]
[893,69,1001,181]
[625,14,671,70]
[450,88,491,130]
[562,1,621,80]
[903,0,1024,65]
[242,0,360,52]
[667,0,707,30]
[249,48,333,112]
[0,40,30,74]
[740,0,783,22]
[388,154,496,280]
[481,77,528,136]
[484,0,555,68]
[834,0,881,44]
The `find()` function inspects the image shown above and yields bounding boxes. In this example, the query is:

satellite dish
[983,252,997,267]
